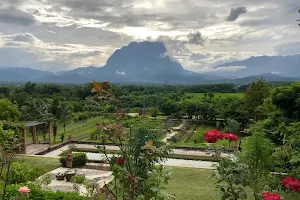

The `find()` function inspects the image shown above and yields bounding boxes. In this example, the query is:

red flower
[282,176,300,192]
[117,158,125,165]
[224,133,239,142]
[204,130,223,143]
[263,192,280,200]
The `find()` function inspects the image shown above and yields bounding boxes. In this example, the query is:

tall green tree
[0,99,21,122]
[58,102,73,142]
[244,79,269,121]
[0,87,10,98]
[24,82,36,94]
[271,82,300,122]
[239,125,275,200]
[49,97,61,144]
[10,92,31,112]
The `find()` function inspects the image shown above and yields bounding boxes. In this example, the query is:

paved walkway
[44,144,229,158]
[42,144,222,169]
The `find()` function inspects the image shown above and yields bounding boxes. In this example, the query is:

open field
[186,92,244,99]
[167,167,299,200]
[26,116,110,144]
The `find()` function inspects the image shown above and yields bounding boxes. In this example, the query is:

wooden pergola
[22,121,52,154]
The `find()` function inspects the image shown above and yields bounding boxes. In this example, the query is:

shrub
[60,152,87,167]
[4,183,85,200]
[10,162,43,184]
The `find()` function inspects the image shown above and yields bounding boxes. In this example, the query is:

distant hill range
[0,41,299,85]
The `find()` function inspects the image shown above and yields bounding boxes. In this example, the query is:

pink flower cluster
[224,133,239,142]
[281,176,300,192]
[204,130,239,144]
[204,130,224,143]
[263,192,280,200]
[18,186,30,194]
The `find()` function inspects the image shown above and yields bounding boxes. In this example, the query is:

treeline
[0,80,296,136]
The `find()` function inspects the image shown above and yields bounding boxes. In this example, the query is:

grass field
[14,156,61,177]
[167,167,299,200]
[186,93,244,99]
[26,116,111,144]
[14,157,299,200]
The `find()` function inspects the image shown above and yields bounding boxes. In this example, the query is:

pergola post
[22,128,27,154]
[48,123,52,146]
[32,125,37,144]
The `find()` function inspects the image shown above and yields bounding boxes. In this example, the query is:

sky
[0,0,299,72]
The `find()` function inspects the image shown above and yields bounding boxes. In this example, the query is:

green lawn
[186,93,244,99]
[14,156,60,177]
[12,157,299,200]
[26,116,111,144]
[167,167,299,200]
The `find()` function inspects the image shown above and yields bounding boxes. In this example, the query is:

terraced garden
[25,116,111,144]
[171,123,242,149]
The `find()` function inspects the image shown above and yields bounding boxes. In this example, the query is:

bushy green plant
[3,182,85,200]
[215,158,248,200]
[60,152,87,168]
[9,162,48,184]
[95,116,172,199]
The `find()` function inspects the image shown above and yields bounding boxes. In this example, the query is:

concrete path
[85,152,216,169]
[44,144,229,158]
[43,144,218,169]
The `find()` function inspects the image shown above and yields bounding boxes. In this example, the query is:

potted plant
[56,172,65,181]
[65,170,76,182]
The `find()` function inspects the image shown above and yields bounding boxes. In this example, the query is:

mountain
[0,42,300,84]
[66,41,224,84]
[33,72,90,83]
[221,73,300,85]
[213,54,300,78]
[0,67,52,82]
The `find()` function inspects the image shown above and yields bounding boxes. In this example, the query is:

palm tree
[58,102,73,142]
[49,97,61,144]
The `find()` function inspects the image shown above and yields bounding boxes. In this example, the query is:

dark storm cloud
[0,6,36,25]
[226,7,247,21]
[48,0,219,30]
[187,31,205,46]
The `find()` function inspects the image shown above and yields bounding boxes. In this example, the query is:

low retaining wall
[35,141,69,155]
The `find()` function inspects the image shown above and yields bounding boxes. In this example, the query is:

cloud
[189,53,209,60]
[70,50,102,58]
[271,71,280,74]
[4,33,38,44]
[116,70,126,75]
[210,66,247,72]
[0,32,106,71]
[187,31,205,46]
[226,7,247,21]
[274,42,300,56]
[179,51,257,73]
[0,6,36,25]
